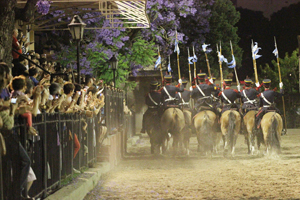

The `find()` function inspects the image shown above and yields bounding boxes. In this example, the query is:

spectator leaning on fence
[0,62,37,200]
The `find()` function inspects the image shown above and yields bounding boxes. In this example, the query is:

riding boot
[281,114,287,135]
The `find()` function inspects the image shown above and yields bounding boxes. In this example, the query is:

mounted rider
[140,81,161,134]
[240,79,259,115]
[218,79,241,114]
[191,73,216,115]
[176,78,191,110]
[255,79,284,130]
[160,74,184,109]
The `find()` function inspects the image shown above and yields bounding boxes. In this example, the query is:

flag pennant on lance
[202,44,212,54]
[228,54,236,68]
[154,55,161,69]
[252,42,262,60]
[167,56,172,73]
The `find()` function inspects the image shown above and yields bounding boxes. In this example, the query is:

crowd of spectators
[0,28,106,200]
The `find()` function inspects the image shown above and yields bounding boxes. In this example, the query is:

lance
[175,30,181,82]
[158,46,163,84]
[274,36,287,133]
[203,43,212,79]
[251,40,259,86]
[217,43,224,91]
[230,40,240,88]
[187,47,192,85]
[193,46,197,86]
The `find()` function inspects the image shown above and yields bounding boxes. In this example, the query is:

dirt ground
[84,129,300,200]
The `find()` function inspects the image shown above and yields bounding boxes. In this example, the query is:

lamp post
[109,55,118,87]
[68,15,86,84]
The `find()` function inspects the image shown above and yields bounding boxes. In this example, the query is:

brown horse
[243,110,257,155]
[194,110,219,155]
[144,111,162,154]
[259,112,282,155]
[182,109,192,155]
[220,110,241,157]
[161,108,185,155]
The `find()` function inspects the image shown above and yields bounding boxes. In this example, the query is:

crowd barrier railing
[0,86,134,200]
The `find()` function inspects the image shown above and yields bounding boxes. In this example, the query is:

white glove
[237,85,241,91]
[189,86,193,91]
[255,82,260,88]
[178,79,182,84]
[209,78,213,84]
[279,82,283,89]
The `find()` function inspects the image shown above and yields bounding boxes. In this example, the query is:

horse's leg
[184,129,190,156]
[172,134,179,156]
[249,127,255,155]
[231,131,239,157]
[245,130,251,154]
[161,132,168,154]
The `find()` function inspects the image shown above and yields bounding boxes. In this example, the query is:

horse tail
[199,112,213,149]
[228,111,236,148]
[267,114,281,153]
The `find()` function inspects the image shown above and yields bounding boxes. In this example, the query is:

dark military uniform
[240,79,259,115]
[160,75,184,108]
[218,79,241,113]
[141,81,161,133]
[191,73,215,112]
[255,79,284,128]
[176,79,191,110]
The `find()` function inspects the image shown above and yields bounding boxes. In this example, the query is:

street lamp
[109,55,118,87]
[68,15,86,84]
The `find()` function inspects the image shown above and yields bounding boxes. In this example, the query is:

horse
[243,110,257,155]
[182,109,192,155]
[144,110,162,154]
[160,108,185,155]
[194,110,219,155]
[259,112,282,155]
[220,110,241,157]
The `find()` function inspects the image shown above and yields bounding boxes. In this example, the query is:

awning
[16,0,150,31]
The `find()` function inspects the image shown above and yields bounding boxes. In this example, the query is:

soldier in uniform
[240,79,259,115]
[160,74,184,109]
[140,81,161,133]
[191,73,216,115]
[177,79,191,110]
[255,79,284,130]
[218,79,241,114]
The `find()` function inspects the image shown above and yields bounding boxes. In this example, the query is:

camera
[11,98,17,104]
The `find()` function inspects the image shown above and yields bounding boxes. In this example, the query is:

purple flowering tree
[34,0,221,85]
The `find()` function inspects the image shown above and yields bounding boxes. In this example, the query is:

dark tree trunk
[0,0,17,65]
[15,0,38,22]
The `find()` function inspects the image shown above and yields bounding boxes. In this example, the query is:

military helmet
[182,79,188,84]
[263,79,271,87]
[197,73,206,80]
[164,74,172,83]
[150,80,158,86]
[244,79,253,86]
[224,78,232,85]
[150,80,158,89]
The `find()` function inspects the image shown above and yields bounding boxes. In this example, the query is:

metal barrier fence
[0,86,134,200]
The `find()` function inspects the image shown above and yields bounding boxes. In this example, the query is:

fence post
[58,112,62,188]
[0,145,3,200]
[71,114,74,176]
[43,112,48,198]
